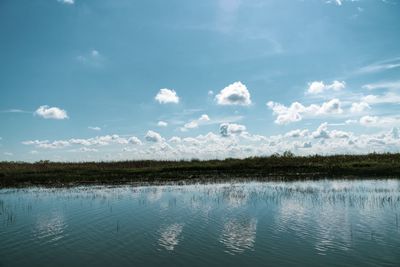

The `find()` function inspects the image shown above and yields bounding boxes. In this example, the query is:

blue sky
[1,0,400,161]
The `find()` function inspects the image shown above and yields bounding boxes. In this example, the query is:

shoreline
[1,153,400,187]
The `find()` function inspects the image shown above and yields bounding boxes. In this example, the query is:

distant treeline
[1,152,400,187]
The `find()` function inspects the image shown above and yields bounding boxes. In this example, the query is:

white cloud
[285,129,309,138]
[358,115,400,128]
[58,0,74,4]
[23,134,143,149]
[215,81,252,106]
[307,80,346,94]
[1,109,30,113]
[330,130,351,139]
[220,123,246,137]
[362,81,400,91]
[22,140,71,149]
[357,57,400,74]
[181,114,210,131]
[157,121,168,127]
[128,136,142,145]
[310,123,351,139]
[35,105,68,120]
[359,116,379,126]
[267,99,342,125]
[350,102,371,113]
[20,123,400,160]
[168,136,182,144]
[4,152,13,156]
[155,89,179,104]
[91,50,99,57]
[145,130,165,143]
[318,99,343,114]
[80,147,98,152]
[362,92,400,104]
[311,123,330,139]
[345,119,358,125]
[77,50,103,67]
[88,126,101,131]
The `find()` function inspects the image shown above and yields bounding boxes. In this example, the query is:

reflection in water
[147,187,163,203]
[222,186,249,208]
[220,218,257,254]
[34,213,67,244]
[158,223,184,251]
[1,180,400,266]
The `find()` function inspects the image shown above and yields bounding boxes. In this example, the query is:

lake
[1,179,400,266]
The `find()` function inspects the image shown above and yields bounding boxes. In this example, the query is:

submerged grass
[1,153,400,187]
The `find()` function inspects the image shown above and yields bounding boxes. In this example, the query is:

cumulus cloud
[311,123,351,139]
[181,114,210,131]
[215,82,252,106]
[155,89,179,104]
[22,140,70,149]
[307,80,345,94]
[311,123,330,139]
[128,136,142,145]
[23,134,142,149]
[285,129,309,138]
[157,121,168,127]
[20,124,400,160]
[220,123,246,137]
[267,99,342,125]
[35,105,68,120]
[359,116,380,126]
[145,130,165,143]
[350,102,371,113]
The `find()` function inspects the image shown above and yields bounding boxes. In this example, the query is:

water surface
[1,180,400,266]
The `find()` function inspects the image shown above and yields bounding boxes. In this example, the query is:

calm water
[1,180,400,267]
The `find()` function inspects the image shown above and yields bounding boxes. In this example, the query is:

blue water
[1,180,400,266]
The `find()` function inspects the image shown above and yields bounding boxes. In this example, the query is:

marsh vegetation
[1,153,400,187]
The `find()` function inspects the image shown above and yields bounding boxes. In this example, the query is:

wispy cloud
[1,109,31,114]
[181,114,210,131]
[157,121,168,127]
[362,80,400,90]
[58,0,74,5]
[88,126,101,131]
[356,57,400,74]
[77,49,104,67]
[362,92,400,104]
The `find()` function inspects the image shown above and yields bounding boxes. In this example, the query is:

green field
[1,153,400,187]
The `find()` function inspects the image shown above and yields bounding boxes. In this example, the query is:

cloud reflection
[34,213,67,243]
[158,223,184,251]
[220,218,257,254]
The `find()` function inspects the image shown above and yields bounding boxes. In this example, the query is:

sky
[1,0,400,162]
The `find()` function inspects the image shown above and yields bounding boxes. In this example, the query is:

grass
[1,152,400,187]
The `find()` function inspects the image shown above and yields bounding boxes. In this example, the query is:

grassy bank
[1,153,400,187]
